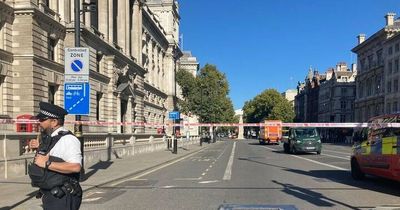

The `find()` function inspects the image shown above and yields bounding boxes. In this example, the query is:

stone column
[127,95,133,133]
[108,0,113,42]
[117,0,126,52]
[125,0,130,56]
[98,0,108,40]
[58,0,66,23]
[131,0,142,62]
[117,93,122,133]
[83,0,91,27]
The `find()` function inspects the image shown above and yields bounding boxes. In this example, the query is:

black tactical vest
[28,130,80,190]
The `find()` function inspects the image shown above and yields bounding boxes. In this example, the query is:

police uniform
[29,102,82,210]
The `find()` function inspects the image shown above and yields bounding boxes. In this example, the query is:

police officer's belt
[28,131,80,190]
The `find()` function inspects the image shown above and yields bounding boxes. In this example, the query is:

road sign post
[169,111,180,154]
[64,45,90,180]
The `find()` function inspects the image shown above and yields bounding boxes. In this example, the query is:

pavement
[0,141,213,210]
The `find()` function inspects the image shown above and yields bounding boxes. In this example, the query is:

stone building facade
[179,51,199,77]
[295,68,325,122]
[353,13,400,122]
[0,0,185,134]
[282,89,297,107]
[318,62,357,123]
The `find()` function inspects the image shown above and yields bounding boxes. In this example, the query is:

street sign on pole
[64,83,90,115]
[169,111,180,120]
[64,48,89,83]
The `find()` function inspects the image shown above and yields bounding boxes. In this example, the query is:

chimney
[357,34,366,44]
[385,12,396,26]
[336,62,347,71]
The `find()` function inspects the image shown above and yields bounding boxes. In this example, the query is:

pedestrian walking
[28,102,82,210]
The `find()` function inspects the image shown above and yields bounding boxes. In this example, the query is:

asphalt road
[81,139,400,210]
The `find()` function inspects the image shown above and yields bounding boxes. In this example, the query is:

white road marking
[205,168,209,172]
[83,191,104,198]
[161,185,176,188]
[174,178,201,181]
[322,153,350,160]
[291,155,348,171]
[198,180,219,184]
[110,147,206,186]
[223,142,236,180]
[83,197,102,202]
[201,172,206,176]
[263,146,348,171]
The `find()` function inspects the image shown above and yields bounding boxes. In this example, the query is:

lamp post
[74,0,96,180]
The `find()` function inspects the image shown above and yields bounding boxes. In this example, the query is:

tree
[176,64,236,123]
[176,69,196,114]
[243,89,295,123]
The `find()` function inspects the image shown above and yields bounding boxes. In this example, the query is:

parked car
[283,127,322,155]
[351,113,400,182]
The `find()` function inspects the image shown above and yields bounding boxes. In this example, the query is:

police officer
[29,102,82,210]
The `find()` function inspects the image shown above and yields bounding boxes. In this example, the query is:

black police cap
[36,102,68,119]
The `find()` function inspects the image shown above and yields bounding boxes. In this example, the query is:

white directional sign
[64,48,89,83]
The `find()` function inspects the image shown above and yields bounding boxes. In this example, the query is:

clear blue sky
[179,0,400,110]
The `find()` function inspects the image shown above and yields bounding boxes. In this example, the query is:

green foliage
[243,89,295,123]
[176,64,236,123]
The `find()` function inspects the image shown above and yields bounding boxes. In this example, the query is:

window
[113,0,118,44]
[96,92,102,121]
[396,59,399,73]
[358,83,363,98]
[377,50,383,65]
[48,85,57,104]
[340,101,346,109]
[341,87,347,96]
[376,76,381,93]
[47,34,56,61]
[388,60,393,74]
[340,115,346,122]
[387,81,392,93]
[367,81,372,96]
[360,58,366,71]
[90,0,99,30]
[387,103,391,114]
[395,79,399,92]
[389,46,393,55]
[0,25,4,50]
[96,51,102,72]
[396,43,400,53]
[0,77,3,114]
[368,55,373,69]
[393,101,398,113]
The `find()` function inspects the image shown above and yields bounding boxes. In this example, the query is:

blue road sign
[169,111,180,120]
[64,83,90,115]
[71,59,83,72]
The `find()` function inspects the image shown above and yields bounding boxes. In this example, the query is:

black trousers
[41,190,82,210]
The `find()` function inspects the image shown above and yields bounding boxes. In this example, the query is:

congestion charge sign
[64,48,89,83]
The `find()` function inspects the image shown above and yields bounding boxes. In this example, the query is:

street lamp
[74,0,96,180]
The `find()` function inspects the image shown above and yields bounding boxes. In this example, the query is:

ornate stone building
[352,13,400,122]
[0,0,185,134]
[281,89,297,107]
[179,51,199,77]
[295,68,325,122]
[318,62,357,123]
